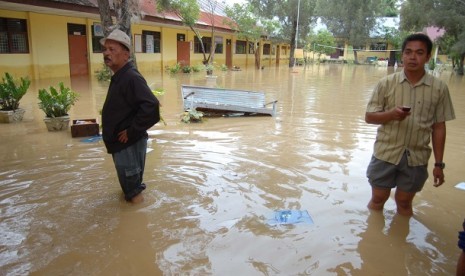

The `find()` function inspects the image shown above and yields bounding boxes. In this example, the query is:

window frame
[194,36,212,54]
[370,42,387,51]
[91,23,104,53]
[0,17,29,54]
[142,30,161,53]
[263,43,271,55]
[214,36,223,54]
[236,40,246,54]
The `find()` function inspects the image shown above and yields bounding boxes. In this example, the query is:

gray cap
[100,29,131,51]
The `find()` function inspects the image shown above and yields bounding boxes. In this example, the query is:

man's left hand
[433,167,445,187]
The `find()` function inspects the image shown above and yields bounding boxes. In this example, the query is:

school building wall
[1,6,291,80]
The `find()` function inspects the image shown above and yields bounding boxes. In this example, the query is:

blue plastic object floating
[267,210,314,226]
[80,135,102,143]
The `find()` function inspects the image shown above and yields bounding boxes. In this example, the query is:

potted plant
[0,72,31,123]
[204,63,215,76]
[38,82,79,131]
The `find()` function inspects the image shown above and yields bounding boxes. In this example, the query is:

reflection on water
[1,65,464,275]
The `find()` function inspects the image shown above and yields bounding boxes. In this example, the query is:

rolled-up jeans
[112,137,147,201]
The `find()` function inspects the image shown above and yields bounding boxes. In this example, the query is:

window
[142,30,161,53]
[67,23,86,35]
[194,36,211,53]
[177,33,185,41]
[263,44,271,55]
[214,36,223,54]
[0,17,29,53]
[91,23,104,53]
[248,42,255,54]
[236,40,246,54]
[370,42,386,51]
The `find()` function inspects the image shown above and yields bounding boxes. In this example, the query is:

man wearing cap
[100,28,160,203]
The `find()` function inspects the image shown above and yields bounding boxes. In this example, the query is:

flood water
[1,64,464,275]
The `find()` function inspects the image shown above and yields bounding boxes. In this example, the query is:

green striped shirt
[366,70,455,166]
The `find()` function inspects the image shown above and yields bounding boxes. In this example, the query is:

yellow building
[0,0,290,80]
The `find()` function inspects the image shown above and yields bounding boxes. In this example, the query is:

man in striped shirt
[365,33,455,216]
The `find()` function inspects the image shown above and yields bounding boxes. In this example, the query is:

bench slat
[181,85,276,116]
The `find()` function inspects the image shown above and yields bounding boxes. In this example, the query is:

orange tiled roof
[83,0,234,31]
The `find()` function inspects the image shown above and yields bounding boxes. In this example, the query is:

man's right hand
[392,106,411,121]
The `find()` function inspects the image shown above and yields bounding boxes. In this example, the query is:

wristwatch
[434,162,445,169]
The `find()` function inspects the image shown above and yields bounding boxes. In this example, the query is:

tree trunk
[288,19,297,68]
[113,0,137,68]
[192,29,208,64]
[353,50,359,64]
[114,0,131,35]
[458,52,465,75]
[254,42,261,69]
[96,0,113,36]
[96,0,138,68]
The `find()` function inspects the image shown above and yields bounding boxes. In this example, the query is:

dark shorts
[366,152,428,193]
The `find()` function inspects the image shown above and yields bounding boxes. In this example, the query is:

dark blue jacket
[102,62,160,153]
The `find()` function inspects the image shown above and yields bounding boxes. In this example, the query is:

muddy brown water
[1,65,464,275]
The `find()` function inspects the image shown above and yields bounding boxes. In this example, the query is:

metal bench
[181,85,277,117]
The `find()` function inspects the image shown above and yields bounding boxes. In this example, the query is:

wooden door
[226,39,232,68]
[177,41,190,66]
[68,34,89,76]
[276,45,280,65]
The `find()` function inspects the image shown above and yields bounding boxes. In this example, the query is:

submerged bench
[181,85,277,117]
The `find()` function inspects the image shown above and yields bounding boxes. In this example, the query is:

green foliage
[381,27,405,49]
[224,3,280,68]
[248,0,316,42]
[152,87,164,97]
[428,58,436,71]
[381,0,398,17]
[192,64,203,72]
[316,0,384,49]
[38,82,79,118]
[157,0,214,65]
[204,63,215,72]
[182,65,192,73]
[306,29,337,60]
[399,0,433,32]
[220,64,228,71]
[157,0,200,27]
[400,0,465,74]
[168,63,182,74]
[181,109,204,124]
[0,72,30,111]
[95,64,112,82]
[224,4,268,42]
[247,0,317,66]
[151,87,167,126]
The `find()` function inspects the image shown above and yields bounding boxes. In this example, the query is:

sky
[223,0,247,6]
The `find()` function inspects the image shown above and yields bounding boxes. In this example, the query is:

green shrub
[152,87,167,126]
[95,64,112,82]
[181,109,204,123]
[428,59,436,70]
[182,66,192,73]
[38,82,79,117]
[0,72,30,111]
[169,63,182,74]
[192,65,203,72]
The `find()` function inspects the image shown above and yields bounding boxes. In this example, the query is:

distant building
[310,17,401,65]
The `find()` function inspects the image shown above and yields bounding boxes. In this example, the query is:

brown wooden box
[71,119,99,138]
